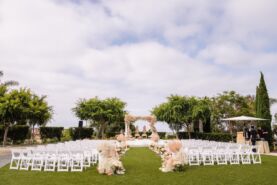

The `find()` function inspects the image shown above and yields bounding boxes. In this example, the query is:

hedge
[177,132,232,142]
[106,131,121,138]
[69,127,94,140]
[40,127,64,141]
[0,125,30,142]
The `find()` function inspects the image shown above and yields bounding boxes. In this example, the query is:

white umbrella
[221,116,267,140]
[221,115,267,121]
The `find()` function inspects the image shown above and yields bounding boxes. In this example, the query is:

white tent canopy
[221,115,267,121]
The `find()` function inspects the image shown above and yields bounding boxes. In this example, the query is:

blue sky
[0,0,276,129]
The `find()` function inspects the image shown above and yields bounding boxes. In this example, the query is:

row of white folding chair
[186,145,261,166]
[30,145,99,164]
[10,148,98,172]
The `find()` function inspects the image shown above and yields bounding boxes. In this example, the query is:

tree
[152,95,193,138]
[0,70,18,101]
[28,94,53,142]
[72,97,126,138]
[256,72,272,143]
[210,91,255,132]
[0,89,30,146]
[192,97,211,133]
[0,71,19,88]
[0,88,52,146]
[152,102,182,137]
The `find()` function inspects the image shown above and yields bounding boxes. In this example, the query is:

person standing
[257,127,263,140]
[243,124,249,140]
[250,125,257,152]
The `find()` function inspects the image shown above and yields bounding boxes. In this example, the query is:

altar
[256,141,270,154]
[236,131,270,154]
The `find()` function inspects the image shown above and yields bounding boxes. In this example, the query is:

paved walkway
[265,152,277,156]
[0,148,11,168]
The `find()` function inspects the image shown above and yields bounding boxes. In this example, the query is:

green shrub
[69,127,94,140]
[44,138,59,143]
[177,132,232,142]
[167,134,177,139]
[9,125,30,141]
[0,125,30,142]
[157,132,166,139]
[106,131,121,138]
[61,129,72,142]
[40,127,64,141]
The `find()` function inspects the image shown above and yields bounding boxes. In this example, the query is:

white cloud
[0,0,277,129]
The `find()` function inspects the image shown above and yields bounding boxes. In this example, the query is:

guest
[243,124,249,140]
[257,127,263,140]
[250,125,257,146]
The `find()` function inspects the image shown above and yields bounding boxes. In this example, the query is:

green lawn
[1,148,277,185]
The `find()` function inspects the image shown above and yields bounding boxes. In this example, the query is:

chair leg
[44,159,56,172]
[10,158,20,170]
[229,154,240,165]
[71,159,83,172]
[252,153,261,164]
[241,154,251,164]
[57,159,69,172]
[19,158,31,170]
[31,158,43,171]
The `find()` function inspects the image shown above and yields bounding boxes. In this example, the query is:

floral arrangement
[149,133,160,153]
[115,134,129,156]
[110,160,125,175]
[97,142,126,175]
[158,140,187,172]
[157,145,167,155]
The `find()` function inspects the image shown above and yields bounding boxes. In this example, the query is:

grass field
[0,148,277,185]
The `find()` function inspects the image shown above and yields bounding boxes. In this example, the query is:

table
[256,141,270,154]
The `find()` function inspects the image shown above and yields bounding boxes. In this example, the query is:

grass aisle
[0,148,277,185]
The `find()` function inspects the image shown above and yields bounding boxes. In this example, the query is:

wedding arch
[124,114,157,138]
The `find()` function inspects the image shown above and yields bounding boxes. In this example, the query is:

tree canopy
[0,71,53,145]
[0,88,52,145]
[210,91,255,131]
[72,97,127,138]
[152,95,211,138]
[256,72,272,143]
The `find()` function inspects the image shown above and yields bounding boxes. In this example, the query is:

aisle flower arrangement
[149,133,160,153]
[150,139,187,173]
[97,142,126,175]
[116,134,129,156]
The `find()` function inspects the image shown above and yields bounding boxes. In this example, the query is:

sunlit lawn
[0,148,277,185]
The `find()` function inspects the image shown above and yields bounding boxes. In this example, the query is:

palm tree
[0,71,19,87]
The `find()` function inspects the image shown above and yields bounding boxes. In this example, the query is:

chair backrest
[11,149,22,158]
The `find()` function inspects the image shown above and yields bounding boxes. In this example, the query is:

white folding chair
[44,151,57,172]
[188,147,200,166]
[228,145,240,165]
[216,146,228,165]
[251,146,261,164]
[57,151,70,172]
[31,151,44,171]
[202,147,214,165]
[10,149,22,170]
[91,149,99,164]
[70,151,83,172]
[240,145,251,164]
[19,149,33,170]
[83,150,91,168]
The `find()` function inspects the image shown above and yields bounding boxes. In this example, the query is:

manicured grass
[1,148,277,185]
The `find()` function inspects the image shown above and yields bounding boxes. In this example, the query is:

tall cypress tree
[255,72,272,144]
